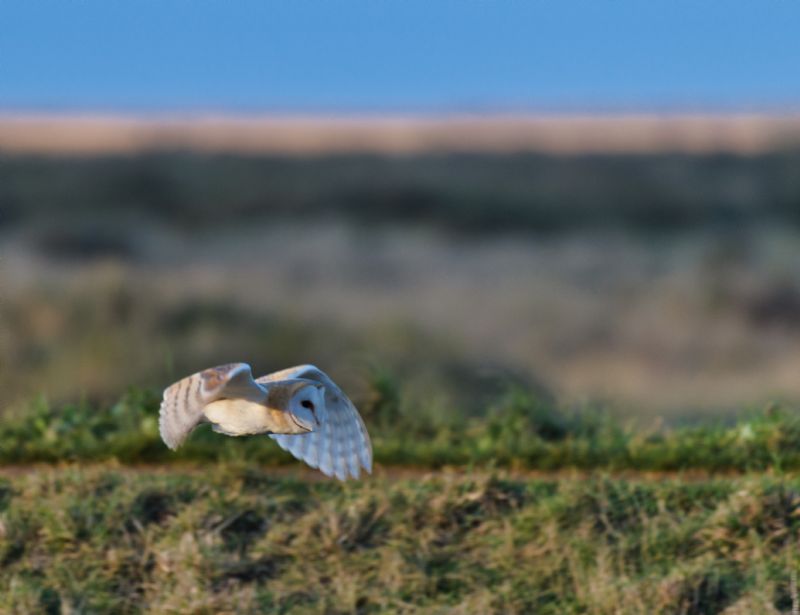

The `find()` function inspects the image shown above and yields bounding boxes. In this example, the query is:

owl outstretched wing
[257,365,372,480]
[159,362,262,450]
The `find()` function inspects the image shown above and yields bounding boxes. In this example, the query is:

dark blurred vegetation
[2,149,800,237]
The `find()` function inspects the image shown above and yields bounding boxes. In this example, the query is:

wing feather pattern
[159,362,258,450]
[257,365,372,480]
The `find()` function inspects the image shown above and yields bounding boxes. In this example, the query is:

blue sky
[1,1,799,112]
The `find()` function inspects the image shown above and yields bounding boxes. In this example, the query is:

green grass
[3,385,800,472]
[4,385,800,612]
[2,466,800,613]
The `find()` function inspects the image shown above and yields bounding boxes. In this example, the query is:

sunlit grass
[2,467,800,613]
[3,382,800,472]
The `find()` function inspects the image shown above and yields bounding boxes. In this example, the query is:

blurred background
[3,1,800,425]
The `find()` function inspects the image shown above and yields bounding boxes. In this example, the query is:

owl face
[287,383,325,432]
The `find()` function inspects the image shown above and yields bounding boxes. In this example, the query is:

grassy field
[3,378,800,614]
[0,380,800,615]
[4,384,800,613]
[2,465,800,614]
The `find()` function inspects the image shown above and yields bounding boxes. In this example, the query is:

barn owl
[158,363,372,480]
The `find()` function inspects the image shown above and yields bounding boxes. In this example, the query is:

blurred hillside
[3,116,800,421]
[4,148,800,234]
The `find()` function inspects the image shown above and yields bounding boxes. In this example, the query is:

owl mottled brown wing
[159,363,259,450]
[257,365,372,480]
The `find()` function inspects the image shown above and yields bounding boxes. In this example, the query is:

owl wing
[159,362,261,450]
[257,365,372,480]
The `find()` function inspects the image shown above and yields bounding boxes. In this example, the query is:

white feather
[259,365,373,481]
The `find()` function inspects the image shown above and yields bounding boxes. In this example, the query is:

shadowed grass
[2,467,800,613]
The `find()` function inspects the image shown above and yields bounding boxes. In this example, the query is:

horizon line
[3,113,800,156]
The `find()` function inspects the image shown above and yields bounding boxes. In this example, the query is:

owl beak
[288,411,315,433]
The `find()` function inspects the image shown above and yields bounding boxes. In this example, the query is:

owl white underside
[204,398,275,436]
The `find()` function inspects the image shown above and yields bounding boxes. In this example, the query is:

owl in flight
[158,363,372,480]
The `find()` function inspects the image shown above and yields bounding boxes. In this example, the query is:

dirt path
[0,462,775,482]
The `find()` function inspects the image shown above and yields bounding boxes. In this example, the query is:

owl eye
[300,400,315,411]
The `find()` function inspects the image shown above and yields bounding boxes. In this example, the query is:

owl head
[286,381,326,432]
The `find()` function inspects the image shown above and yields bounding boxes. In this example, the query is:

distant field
[5,221,800,417]
[2,465,800,614]
[2,114,800,155]
[4,124,800,415]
